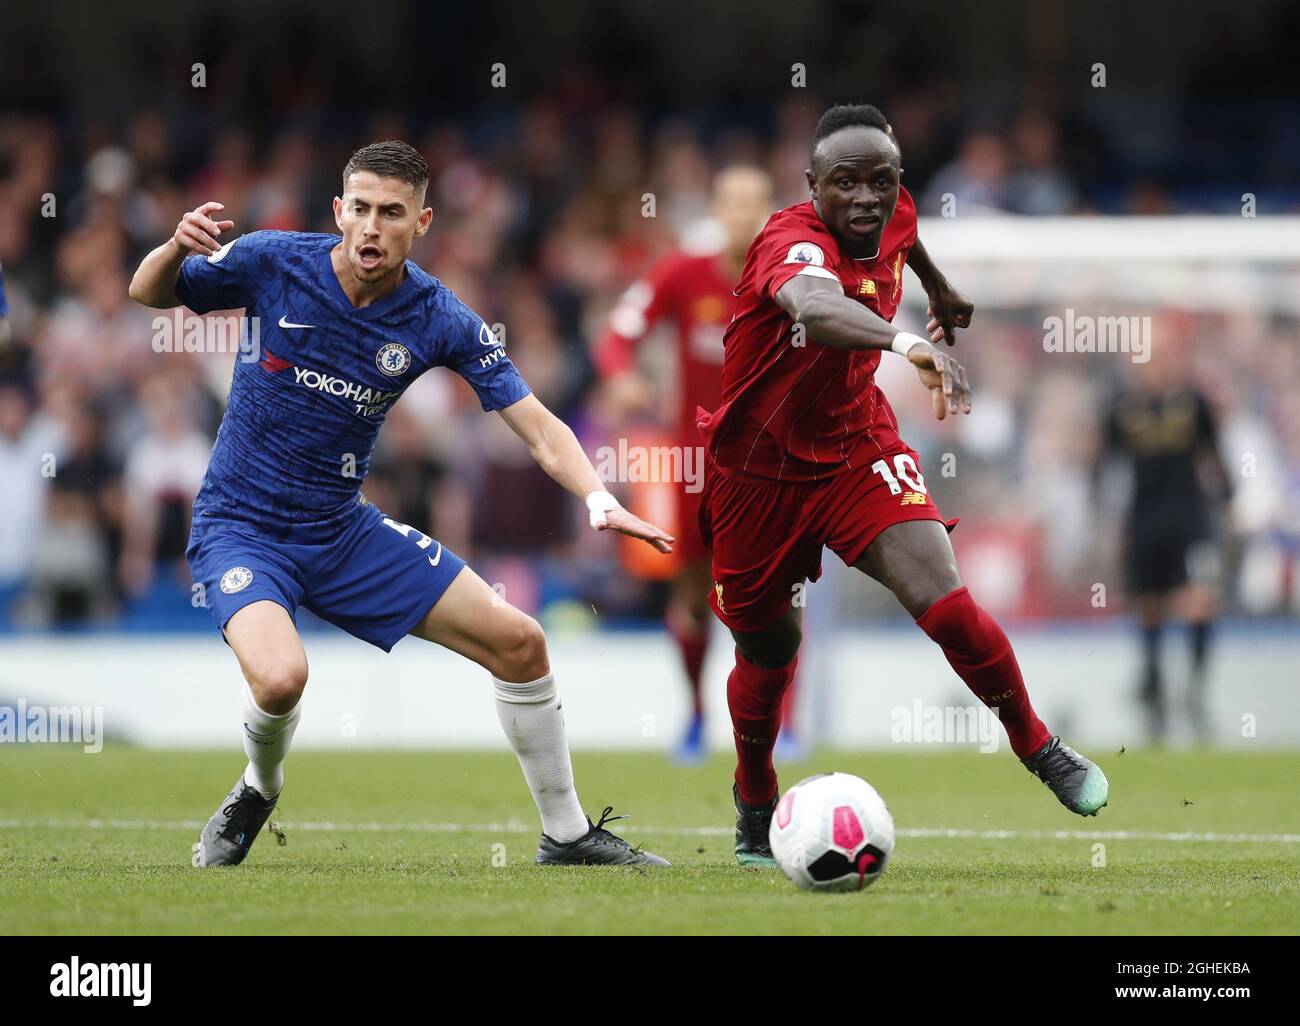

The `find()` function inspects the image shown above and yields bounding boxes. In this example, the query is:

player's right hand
[600,506,675,554]
[906,340,971,420]
[173,201,235,257]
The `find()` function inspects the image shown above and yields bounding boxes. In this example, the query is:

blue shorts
[186,498,467,652]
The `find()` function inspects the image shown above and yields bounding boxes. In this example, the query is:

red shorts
[699,445,957,632]
[675,482,709,565]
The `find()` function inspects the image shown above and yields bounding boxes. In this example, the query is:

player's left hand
[924,283,974,347]
[600,507,675,554]
[906,340,972,420]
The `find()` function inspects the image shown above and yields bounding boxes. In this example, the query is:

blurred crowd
[2,94,1299,632]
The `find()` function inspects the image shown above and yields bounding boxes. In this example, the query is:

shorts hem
[363,561,468,653]
[838,511,955,569]
[215,591,299,638]
[707,586,795,635]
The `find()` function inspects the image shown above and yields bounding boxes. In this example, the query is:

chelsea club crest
[376,342,412,376]
[220,567,254,594]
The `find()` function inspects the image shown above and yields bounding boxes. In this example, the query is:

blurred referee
[1099,351,1233,744]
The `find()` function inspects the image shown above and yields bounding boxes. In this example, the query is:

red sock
[779,666,798,733]
[728,647,798,804]
[915,587,1050,759]
[668,613,709,718]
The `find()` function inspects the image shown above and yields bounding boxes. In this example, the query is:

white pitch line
[1,818,1298,844]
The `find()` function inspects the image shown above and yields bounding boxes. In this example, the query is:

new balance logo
[900,491,927,505]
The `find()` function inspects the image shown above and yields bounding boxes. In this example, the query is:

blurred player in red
[696,105,1111,866]
[597,166,804,762]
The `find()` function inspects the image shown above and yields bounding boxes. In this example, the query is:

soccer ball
[769,772,895,892]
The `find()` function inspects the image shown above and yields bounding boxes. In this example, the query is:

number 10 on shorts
[871,454,927,495]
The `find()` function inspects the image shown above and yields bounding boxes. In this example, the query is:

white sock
[493,672,588,843]
[241,681,301,799]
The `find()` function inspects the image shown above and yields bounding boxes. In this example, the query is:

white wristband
[890,332,927,357]
[586,490,621,529]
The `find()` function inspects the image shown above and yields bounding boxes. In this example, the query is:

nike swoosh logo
[278,315,314,329]
[428,543,442,567]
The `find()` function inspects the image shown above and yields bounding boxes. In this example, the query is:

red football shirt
[595,248,736,441]
[698,187,919,482]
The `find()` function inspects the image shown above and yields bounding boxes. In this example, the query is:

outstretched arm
[129,201,234,308]
[906,236,974,347]
[496,393,674,553]
[774,274,971,419]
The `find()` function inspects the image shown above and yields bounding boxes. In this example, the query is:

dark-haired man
[131,141,673,868]
[696,105,1109,867]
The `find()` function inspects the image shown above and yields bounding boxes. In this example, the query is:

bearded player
[696,105,1109,866]
[129,141,672,868]
[596,165,808,762]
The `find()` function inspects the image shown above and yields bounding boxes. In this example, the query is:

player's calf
[914,586,1050,760]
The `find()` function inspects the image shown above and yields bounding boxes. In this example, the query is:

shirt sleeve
[438,293,533,412]
[754,219,843,301]
[0,263,9,317]
[893,186,920,250]
[174,231,265,314]
[594,256,679,377]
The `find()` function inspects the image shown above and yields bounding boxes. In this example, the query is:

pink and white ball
[769,772,896,892]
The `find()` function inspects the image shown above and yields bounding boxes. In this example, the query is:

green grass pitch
[1,746,1297,935]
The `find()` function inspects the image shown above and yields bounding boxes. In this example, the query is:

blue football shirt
[0,263,9,317]
[175,230,531,531]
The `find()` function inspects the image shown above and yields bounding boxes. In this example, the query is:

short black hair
[342,140,429,195]
[810,104,898,173]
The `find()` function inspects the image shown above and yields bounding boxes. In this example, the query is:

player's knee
[493,613,550,682]
[900,572,964,621]
[685,594,712,624]
[915,587,997,661]
[246,660,308,714]
[736,617,801,669]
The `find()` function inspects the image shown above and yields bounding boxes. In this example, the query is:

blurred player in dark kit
[1099,338,1232,743]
